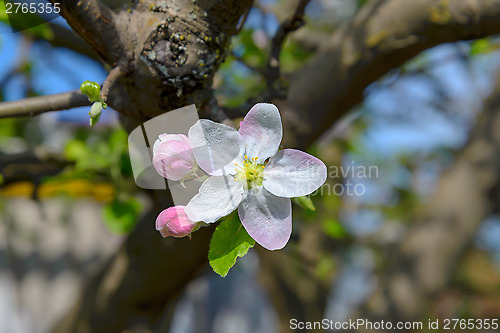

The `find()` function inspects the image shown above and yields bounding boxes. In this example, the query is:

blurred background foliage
[0,0,500,332]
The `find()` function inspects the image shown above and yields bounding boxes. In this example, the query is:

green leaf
[89,111,101,127]
[102,197,142,234]
[80,81,101,102]
[470,38,497,56]
[292,195,316,211]
[322,218,348,239]
[208,213,255,277]
[64,140,89,161]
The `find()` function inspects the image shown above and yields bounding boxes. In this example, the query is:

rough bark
[52,0,253,122]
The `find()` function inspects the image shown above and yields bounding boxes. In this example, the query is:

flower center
[234,155,265,188]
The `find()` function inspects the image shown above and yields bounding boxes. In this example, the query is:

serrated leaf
[208,213,255,277]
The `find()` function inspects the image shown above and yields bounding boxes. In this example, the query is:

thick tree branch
[52,193,216,333]
[49,0,122,64]
[46,21,100,60]
[0,90,91,118]
[287,0,500,149]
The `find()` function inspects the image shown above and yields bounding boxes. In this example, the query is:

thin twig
[266,0,311,98]
[101,65,123,102]
[0,90,91,119]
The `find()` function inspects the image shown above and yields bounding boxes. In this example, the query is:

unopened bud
[152,134,197,181]
[90,102,103,117]
[156,205,200,238]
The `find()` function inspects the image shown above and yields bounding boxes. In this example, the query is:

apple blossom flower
[152,134,197,181]
[156,205,200,238]
[185,103,327,250]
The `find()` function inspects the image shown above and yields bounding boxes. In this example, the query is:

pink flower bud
[153,134,196,181]
[156,206,200,238]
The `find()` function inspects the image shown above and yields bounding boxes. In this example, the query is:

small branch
[0,90,91,119]
[236,2,252,33]
[265,0,311,98]
[101,65,123,102]
[47,21,100,61]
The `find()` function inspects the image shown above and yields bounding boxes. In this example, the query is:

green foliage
[0,118,28,138]
[54,127,138,234]
[80,81,107,127]
[322,218,348,239]
[470,38,499,56]
[102,197,142,234]
[80,81,102,102]
[208,213,255,277]
[357,0,369,8]
[292,195,316,211]
[216,28,266,107]
[63,128,131,180]
[217,55,264,108]
[280,40,314,72]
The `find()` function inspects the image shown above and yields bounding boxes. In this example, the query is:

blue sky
[0,19,111,123]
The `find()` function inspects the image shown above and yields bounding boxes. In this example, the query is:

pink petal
[156,206,199,238]
[188,119,242,176]
[263,149,327,198]
[239,103,282,161]
[238,187,292,250]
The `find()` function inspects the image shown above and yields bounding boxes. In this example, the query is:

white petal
[188,119,243,176]
[185,176,246,223]
[238,187,292,250]
[263,149,327,198]
[239,103,282,161]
